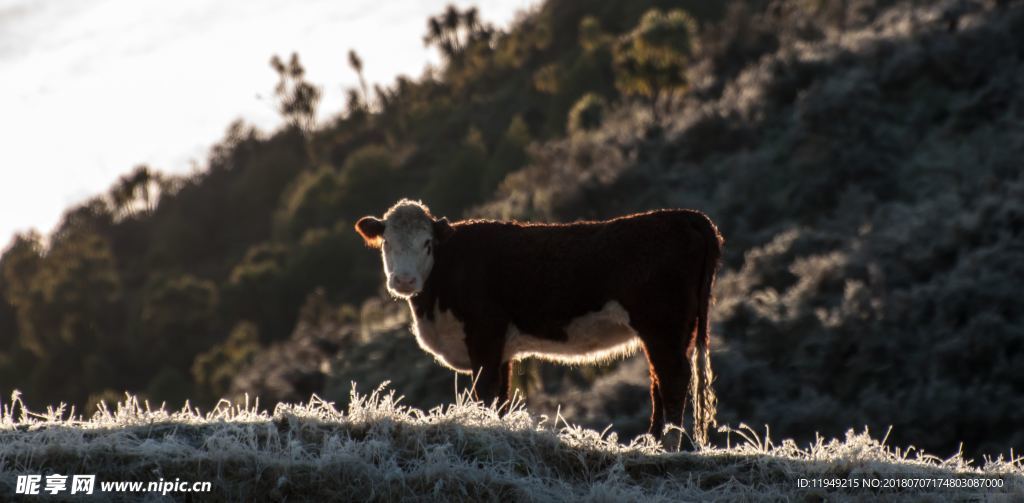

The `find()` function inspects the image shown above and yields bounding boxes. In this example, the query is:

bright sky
[0,0,533,249]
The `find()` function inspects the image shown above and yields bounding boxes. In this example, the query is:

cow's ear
[433,217,454,242]
[355,217,385,248]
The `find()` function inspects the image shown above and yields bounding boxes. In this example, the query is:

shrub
[567,93,608,133]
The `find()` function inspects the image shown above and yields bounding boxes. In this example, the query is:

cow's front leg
[471,360,513,412]
[465,319,512,411]
[496,360,513,411]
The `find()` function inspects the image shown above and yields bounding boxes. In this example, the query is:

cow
[354,199,723,447]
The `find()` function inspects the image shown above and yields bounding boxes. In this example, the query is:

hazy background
[0,0,530,245]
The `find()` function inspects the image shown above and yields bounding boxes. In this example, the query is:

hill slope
[232,0,1024,461]
[1,387,1021,501]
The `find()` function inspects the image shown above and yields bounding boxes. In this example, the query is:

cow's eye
[424,239,432,253]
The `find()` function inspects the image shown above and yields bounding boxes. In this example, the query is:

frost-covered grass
[1,386,1021,502]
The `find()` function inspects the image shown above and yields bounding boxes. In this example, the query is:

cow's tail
[689,213,722,448]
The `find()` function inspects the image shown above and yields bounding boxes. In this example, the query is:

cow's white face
[355,200,452,298]
[379,221,434,297]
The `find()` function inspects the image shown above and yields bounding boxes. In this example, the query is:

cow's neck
[408,241,455,321]
[409,270,439,321]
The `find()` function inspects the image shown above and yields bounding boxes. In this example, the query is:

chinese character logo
[44,474,67,494]
[15,475,41,495]
[71,475,96,495]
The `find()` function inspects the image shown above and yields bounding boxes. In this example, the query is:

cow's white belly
[504,301,640,364]
[411,300,640,372]
[411,304,473,372]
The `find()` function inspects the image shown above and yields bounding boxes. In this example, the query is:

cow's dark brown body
[405,209,723,444]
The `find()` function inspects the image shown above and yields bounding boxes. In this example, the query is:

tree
[337,144,403,217]
[613,9,699,121]
[426,127,489,214]
[5,229,121,357]
[0,233,42,356]
[578,16,607,52]
[482,116,531,194]
[270,53,322,135]
[191,320,262,401]
[140,274,219,370]
[344,88,367,121]
[347,49,370,110]
[223,243,291,341]
[274,167,346,239]
[532,64,561,94]
[1,228,122,404]
[108,165,162,219]
[423,5,494,63]
[270,52,322,165]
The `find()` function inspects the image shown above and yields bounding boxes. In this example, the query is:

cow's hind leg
[642,336,692,450]
[633,295,699,450]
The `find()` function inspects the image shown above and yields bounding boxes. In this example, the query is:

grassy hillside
[1,387,1021,502]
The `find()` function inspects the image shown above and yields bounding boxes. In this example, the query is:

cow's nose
[392,274,416,293]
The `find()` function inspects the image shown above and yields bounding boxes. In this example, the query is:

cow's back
[429,210,715,337]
